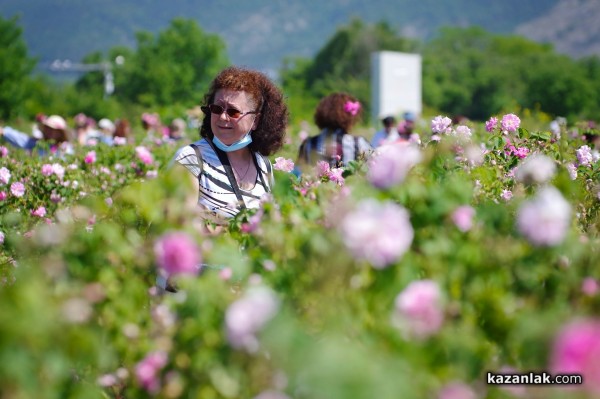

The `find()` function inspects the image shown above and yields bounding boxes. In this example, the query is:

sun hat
[98,118,115,133]
[43,115,67,130]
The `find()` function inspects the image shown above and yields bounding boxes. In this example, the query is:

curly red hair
[199,66,289,156]
[314,92,362,133]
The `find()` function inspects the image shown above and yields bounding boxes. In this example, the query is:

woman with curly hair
[173,66,289,224]
[297,92,371,170]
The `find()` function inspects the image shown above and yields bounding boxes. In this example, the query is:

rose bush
[0,115,599,399]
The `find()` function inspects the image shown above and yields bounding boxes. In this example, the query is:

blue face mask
[212,130,253,152]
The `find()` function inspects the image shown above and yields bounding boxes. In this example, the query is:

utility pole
[46,55,125,99]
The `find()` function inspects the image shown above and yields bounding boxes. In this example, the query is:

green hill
[4,0,597,76]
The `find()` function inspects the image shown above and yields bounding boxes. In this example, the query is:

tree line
[2,15,600,125]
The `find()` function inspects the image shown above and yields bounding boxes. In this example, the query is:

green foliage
[0,15,36,120]
[116,18,229,108]
[281,19,419,124]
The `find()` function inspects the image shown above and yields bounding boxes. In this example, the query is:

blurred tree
[116,18,229,107]
[423,26,599,120]
[281,18,419,123]
[0,16,36,120]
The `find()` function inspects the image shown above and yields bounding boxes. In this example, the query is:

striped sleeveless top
[174,139,273,223]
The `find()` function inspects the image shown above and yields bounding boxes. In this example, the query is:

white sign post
[371,51,422,125]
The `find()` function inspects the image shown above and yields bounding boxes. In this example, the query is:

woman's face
[210,89,259,145]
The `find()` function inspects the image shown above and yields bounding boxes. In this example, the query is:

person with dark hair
[173,66,289,224]
[297,92,371,169]
[371,116,398,148]
[0,114,73,156]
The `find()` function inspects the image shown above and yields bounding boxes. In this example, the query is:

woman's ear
[252,114,261,130]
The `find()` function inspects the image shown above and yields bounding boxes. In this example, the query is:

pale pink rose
[273,157,295,173]
[438,382,478,399]
[551,319,600,394]
[51,163,65,179]
[0,231,4,245]
[315,161,330,178]
[328,168,345,186]
[515,154,556,184]
[340,200,413,268]
[451,206,475,232]
[431,115,452,134]
[113,136,127,146]
[154,231,201,276]
[517,186,571,246]
[454,125,472,139]
[0,167,11,185]
[367,144,422,189]
[31,206,47,218]
[84,151,96,164]
[485,117,498,132]
[566,163,578,180]
[0,146,9,157]
[136,146,154,165]
[394,280,444,339]
[500,189,513,201]
[226,287,279,352]
[576,145,593,166]
[41,164,54,176]
[501,114,521,132]
[135,351,168,393]
[10,181,25,197]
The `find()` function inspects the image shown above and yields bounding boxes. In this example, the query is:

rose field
[1,114,599,399]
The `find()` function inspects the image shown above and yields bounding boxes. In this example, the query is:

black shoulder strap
[189,143,202,165]
[205,138,246,210]
[354,136,360,160]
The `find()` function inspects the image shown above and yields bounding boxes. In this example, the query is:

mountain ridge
[2,0,599,76]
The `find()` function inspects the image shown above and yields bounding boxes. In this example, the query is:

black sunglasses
[203,104,257,119]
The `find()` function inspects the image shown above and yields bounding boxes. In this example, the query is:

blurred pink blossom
[135,351,168,393]
[0,167,11,185]
[500,189,513,202]
[10,181,25,197]
[41,164,54,176]
[431,115,452,134]
[226,287,279,352]
[274,157,295,173]
[454,125,472,139]
[136,146,154,165]
[501,113,521,132]
[31,206,46,218]
[328,168,345,186]
[340,200,413,268]
[515,154,556,184]
[576,145,593,166]
[154,231,201,277]
[451,206,475,232]
[517,186,571,246]
[0,146,8,157]
[254,390,291,399]
[394,279,444,339]
[315,161,330,178]
[485,117,498,132]
[367,144,422,189]
[566,163,578,180]
[0,231,4,244]
[551,319,600,395]
[0,191,6,201]
[84,151,96,164]
[438,382,478,399]
[582,277,599,296]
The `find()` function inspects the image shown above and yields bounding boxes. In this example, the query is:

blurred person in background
[113,118,133,145]
[0,114,74,156]
[297,92,371,170]
[371,115,398,148]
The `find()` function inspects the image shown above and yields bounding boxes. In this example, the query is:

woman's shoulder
[174,139,208,162]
